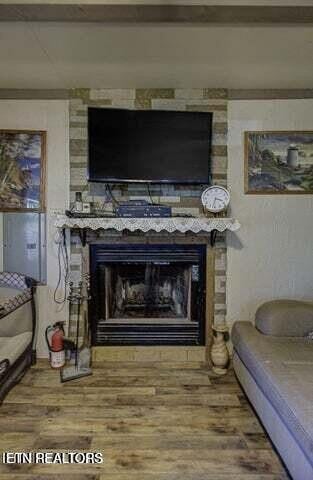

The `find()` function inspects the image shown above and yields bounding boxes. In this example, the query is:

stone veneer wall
[69,88,228,336]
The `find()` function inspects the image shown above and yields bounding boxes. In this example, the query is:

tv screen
[88,107,212,184]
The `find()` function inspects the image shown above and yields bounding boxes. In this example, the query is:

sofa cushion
[0,332,32,365]
[256,300,313,337]
[232,321,313,466]
[0,302,33,337]
[0,287,21,300]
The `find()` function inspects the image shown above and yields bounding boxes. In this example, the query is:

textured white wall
[227,99,313,328]
[0,100,70,356]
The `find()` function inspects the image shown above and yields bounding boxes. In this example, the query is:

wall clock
[201,186,230,214]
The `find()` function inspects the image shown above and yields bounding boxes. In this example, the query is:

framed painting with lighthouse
[0,130,46,211]
[244,131,313,194]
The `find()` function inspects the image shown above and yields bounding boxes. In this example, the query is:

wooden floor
[0,360,290,480]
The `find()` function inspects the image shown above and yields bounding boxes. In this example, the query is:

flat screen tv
[88,107,212,184]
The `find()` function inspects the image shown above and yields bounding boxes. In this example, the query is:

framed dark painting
[0,130,46,211]
[245,131,313,194]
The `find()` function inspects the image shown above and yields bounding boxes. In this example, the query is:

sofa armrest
[0,272,36,291]
[255,300,313,337]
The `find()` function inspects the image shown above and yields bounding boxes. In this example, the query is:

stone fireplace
[67,87,230,360]
[56,213,240,361]
[90,243,206,345]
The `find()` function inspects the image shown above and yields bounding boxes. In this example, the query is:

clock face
[201,186,230,213]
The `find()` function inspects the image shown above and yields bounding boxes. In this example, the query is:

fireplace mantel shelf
[55,215,240,246]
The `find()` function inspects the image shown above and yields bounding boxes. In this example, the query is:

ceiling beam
[229,89,313,100]
[1,89,313,100]
[1,5,313,23]
[0,89,70,99]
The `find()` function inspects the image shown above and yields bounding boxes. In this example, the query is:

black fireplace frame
[89,244,206,346]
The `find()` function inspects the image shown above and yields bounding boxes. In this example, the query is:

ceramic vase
[211,324,229,375]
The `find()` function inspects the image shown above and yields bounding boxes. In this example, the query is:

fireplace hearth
[90,244,206,346]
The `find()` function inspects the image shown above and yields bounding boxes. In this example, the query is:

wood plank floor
[0,361,290,480]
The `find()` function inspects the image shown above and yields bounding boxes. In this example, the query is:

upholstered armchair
[0,272,36,403]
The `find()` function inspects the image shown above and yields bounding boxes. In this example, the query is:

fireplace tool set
[60,275,92,382]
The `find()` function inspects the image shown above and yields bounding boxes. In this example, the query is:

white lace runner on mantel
[55,215,240,234]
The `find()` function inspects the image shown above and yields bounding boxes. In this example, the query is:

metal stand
[210,230,218,247]
[60,277,92,382]
[77,229,87,247]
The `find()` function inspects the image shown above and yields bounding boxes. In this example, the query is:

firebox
[90,244,206,345]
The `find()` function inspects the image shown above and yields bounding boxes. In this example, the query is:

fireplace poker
[75,281,82,367]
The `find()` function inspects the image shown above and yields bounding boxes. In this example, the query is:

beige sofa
[0,272,36,403]
[232,300,313,480]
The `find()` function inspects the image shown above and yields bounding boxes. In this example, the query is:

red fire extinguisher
[45,322,65,369]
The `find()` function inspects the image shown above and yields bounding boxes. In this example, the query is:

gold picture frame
[0,130,46,211]
[244,130,313,194]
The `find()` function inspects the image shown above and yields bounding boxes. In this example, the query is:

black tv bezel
[87,107,212,185]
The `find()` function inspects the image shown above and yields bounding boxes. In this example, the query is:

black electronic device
[88,108,212,184]
[116,200,172,218]
[65,210,115,218]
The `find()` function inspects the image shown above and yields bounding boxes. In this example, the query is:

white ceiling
[0,22,312,89]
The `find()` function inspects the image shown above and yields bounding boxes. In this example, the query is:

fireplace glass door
[90,244,206,345]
